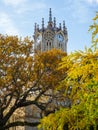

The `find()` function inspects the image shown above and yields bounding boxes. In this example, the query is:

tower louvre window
[49,42,51,46]
[47,42,48,46]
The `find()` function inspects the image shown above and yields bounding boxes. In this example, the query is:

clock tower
[34,8,68,52]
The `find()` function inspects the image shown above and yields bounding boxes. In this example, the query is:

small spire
[63,21,66,31]
[48,8,53,28]
[63,21,67,34]
[63,21,65,29]
[59,23,61,30]
[49,8,52,22]
[54,17,56,28]
[34,23,37,33]
[42,18,44,31]
[37,24,39,31]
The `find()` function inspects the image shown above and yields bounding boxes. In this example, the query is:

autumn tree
[0,34,66,130]
[39,13,98,130]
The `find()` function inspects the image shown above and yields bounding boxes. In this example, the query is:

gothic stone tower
[34,8,68,52]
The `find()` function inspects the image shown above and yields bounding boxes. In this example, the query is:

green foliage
[39,13,98,130]
[89,12,98,50]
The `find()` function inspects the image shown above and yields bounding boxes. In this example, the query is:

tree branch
[4,121,40,130]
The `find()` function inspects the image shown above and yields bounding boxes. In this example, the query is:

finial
[54,17,56,28]
[48,8,53,28]
[37,24,39,31]
[49,8,52,22]
[59,23,61,30]
[34,23,37,33]
[63,21,65,31]
[63,21,67,34]
[42,18,44,31]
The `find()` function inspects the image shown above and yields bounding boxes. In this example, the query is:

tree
[39,13,98,130]
[0,34,66,130]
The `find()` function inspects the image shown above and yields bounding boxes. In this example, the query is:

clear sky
[0,0,98,53]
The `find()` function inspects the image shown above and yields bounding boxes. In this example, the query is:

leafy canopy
[39,12,98,130]
[0,34,66,130]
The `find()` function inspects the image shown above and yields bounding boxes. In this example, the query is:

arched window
[59,43,60,48]
[49,42,51,49]
[46,41,52,50]
[49,42,51,46]
[47,42,48,46]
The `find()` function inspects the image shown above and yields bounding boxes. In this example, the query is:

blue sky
[0,0,98,53]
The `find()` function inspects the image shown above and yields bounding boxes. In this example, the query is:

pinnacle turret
[49,8,52,22]
[54,17,56,28]
[42,18,44,31]
[48,8,53,27]
[59,23,61,30]
[63,21,67,34]
[34,23,37,33]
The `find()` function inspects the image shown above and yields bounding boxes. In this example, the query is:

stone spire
[49,8,52,22]
[48,8,53,27]
[34,23,37,33]
[54,17,56,28]
[37,24,39,31]
[63,21,65,31]
[42,18,44,31]
[63,21,67,34]
[59,23,61,30]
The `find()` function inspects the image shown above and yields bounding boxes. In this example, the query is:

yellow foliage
[39,13,98,130]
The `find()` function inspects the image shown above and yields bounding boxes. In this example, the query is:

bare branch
[4,121,40,130]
